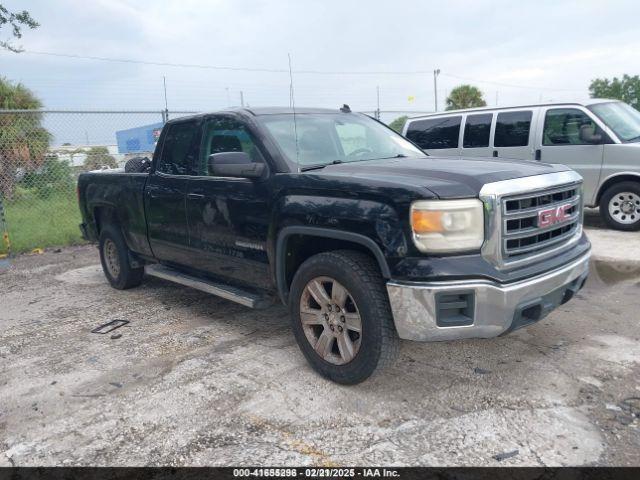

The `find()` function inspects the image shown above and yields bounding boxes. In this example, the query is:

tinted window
[463,113,492,148]
[199,117,264,175]
[157,121,199,175]
[406,116,461,149]
[543,109,598,146]
[494,111,532,147]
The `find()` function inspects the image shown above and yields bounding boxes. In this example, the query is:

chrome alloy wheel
[299,276,362,365]
[609,192,640,225]
[103,238,121,278]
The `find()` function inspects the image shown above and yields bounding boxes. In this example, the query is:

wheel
[98,224,144,289]
[599,182,640,231]
[289,250,399,384]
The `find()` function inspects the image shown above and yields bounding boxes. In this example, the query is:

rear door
[145,119,201,265]
[536,107,606,205]
[185,115,272,290]
[492,109,536,160]
[405,115,462,156]
[460,112,494,158]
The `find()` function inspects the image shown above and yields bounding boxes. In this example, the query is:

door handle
[187,193,205,200]
[492,150,498,157]
[535,149,542,161]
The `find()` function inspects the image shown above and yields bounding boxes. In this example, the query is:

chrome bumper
[386,251,591,341]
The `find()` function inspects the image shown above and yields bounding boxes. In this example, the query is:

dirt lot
[1,218,639,466]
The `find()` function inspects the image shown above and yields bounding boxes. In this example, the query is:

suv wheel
[289,250,399,384]
[99,224,144,289]
[599,182,640,231]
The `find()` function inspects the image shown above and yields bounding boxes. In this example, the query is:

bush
[388,115,408,133]
[19,157,74,199]
[83,146,118,170]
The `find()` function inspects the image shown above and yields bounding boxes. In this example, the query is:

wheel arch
[92,204,120,236]
[596,173,640,204]
[275,226,391,304]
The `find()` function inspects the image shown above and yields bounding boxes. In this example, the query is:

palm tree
[0,77,51,199]
[445,85,487,111]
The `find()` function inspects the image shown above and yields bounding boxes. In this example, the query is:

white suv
[403,99,640,230]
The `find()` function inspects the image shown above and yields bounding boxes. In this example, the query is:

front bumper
[386,250,590,341]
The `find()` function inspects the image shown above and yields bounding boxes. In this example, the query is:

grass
[1,191,86,255]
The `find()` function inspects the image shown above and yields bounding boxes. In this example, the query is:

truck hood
[313,156,571,198]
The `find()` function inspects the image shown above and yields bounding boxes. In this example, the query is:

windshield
[259,113,426,168]
[588,101,640,142]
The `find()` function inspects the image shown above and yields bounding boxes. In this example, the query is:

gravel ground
[1,219,639,466]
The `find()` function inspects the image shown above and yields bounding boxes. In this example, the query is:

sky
[2,0,640,118]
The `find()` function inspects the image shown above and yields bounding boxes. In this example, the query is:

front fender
[270,194,409,302]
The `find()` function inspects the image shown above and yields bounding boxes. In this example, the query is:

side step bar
[145,264,273,309]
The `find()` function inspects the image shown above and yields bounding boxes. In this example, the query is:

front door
[536,107,605,206]
[145,119,200,265]
[185,115,272,290]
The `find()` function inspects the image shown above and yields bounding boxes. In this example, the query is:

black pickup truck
[78,107,591,384]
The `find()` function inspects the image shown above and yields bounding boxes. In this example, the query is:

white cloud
[1,0,639,111]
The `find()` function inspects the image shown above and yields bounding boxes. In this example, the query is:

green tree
[589,74,640,110]
[83,147,118,170]
[445,85,487,111]
[388,115,408,133]
[0,4,39,52]
[0,77,51,199]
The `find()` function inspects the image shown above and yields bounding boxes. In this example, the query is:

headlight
[410,199,484,253]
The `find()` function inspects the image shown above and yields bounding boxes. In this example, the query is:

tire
[98,224,144,289]
[599,181,640,231]
[124,156,151,173]
[289,250,399,384]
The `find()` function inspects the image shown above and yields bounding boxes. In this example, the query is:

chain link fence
[0,110,198,256]
[0,109,428,256]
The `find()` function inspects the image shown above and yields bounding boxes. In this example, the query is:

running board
[145,264,273,309]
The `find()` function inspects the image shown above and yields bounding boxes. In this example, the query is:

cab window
[157,121,199,175]
[494,111,532,147]
[543,108,598,145]
[406,116,461,149]
[199,117,265,175]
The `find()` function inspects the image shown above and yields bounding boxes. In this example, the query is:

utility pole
[433,69,440,112]
[226,87,230,107]
[240,91,245,108]
[376,86,380,120]
[163,76,169,122]
[495,91,499,106]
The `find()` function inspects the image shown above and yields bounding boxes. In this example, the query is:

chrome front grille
[502,185,581,260]
[479,171,584,270]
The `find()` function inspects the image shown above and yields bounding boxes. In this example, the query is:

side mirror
[579,125,602,144]
[208,152,265,178]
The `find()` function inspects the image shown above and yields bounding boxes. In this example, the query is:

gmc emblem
[538,204,572,228]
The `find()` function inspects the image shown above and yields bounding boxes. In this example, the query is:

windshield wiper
[300,159,343,172]
[372,153,409,160]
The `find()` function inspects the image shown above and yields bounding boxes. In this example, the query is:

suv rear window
[463,113,492,148]
[406,116,461,150]
[494,111,532,147]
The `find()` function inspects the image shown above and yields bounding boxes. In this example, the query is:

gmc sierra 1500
[78,107,591,384]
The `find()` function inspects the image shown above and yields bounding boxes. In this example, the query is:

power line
[14,49,587,92]
[440,73,584,93]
